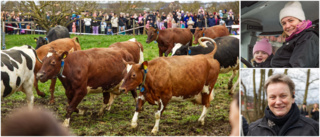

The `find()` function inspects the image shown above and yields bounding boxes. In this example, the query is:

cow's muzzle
[193,40,198,44]
[36,72,46,82]
[146,40,150,43]
[119,88,127,94]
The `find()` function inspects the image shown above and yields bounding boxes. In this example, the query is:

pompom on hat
[279,1,305,22]
[253,38,272,56]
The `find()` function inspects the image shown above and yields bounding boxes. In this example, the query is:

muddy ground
[1,82,234,136]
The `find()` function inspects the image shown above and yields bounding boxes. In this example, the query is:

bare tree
[17,1,97,31]
[253,69,258,119]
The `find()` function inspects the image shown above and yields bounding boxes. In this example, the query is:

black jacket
[247,115,319,136]
[271,28,319,67]
[311,110,319,122]
[253,54,273,68]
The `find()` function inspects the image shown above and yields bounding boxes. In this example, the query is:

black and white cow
[1,45,40,110]
[172,36,239,94]
[34,25,70,49]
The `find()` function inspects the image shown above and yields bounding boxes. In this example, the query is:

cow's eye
[51,60,56,65]
[132,73,136,78]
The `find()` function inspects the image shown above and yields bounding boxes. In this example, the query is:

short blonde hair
[264,74,295,97]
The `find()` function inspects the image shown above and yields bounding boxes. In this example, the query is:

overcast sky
[241,69,319,105]
[2,0,238,4]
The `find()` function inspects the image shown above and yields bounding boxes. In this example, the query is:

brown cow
[36,47,135,127]
[119,37,220,134]
[193,25,229,44]
[146,27,193,57]
[109,38,144,64]
[34,37,81,104]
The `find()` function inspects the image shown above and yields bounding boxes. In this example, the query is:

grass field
[1,34,238,136]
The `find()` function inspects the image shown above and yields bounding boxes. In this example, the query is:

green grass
[2,34,238,136]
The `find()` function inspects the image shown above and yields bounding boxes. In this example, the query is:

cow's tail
[27,45,42,64]
[198,37,217,57]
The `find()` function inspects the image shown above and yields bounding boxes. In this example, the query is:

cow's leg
[228,69,237,90]
[230,77,239,95]
[48,78,57,104]
[130,90,138,103]
[151,98,168,134]
[198,85,212,126]
[99,92,117,116]
[131,94,146,129]
[24,79,35,110]
[63,89,86,127]
[164,44,173,57]
[158,45,164,57]
[34,78,45,97]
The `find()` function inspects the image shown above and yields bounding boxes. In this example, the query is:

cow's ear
[59,51,68,60]
[140,61,148,70]
[68,48,74,54]
[34,38,38,42]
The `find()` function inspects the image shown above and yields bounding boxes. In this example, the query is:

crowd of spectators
[2,8,239,35]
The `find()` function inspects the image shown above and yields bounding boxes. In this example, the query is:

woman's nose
[275,97,282,104]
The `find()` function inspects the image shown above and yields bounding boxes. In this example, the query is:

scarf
[286,20,312,41]
[264,102,300,136]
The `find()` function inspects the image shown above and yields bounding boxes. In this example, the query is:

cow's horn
[198,37,215,48]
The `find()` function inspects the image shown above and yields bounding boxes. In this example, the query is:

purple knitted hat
[253,38,272,55]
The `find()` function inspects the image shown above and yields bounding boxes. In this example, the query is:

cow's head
[193,27,205,44]
[36,47,72,82]
[146,27,158,43]
[172,43,189,56]
[119,61,148,94]
[34,37,48,49]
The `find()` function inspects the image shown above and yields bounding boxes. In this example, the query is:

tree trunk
[253,69,258,119]
[241,80,251,123]
[284,69,288,75]
[303,69,310,105]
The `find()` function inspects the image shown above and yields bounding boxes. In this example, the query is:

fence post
[133,20,135,36]
[2,21,5,50]
[143,19,146,35]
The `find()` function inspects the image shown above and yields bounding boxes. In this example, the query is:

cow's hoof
[48,100,55,105]
[151,129,158,135]
[38,92,46,97]
[62,118,70,127]
[79,109,87,115]
[131,122,138,129]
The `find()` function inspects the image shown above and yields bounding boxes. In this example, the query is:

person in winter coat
[84,14,92,33]
[252,38,273,68]
[111,14,118,34]
[300,103,309,117]
[118,14,127,35]
[247,74,319,136]
[311,103,319,122]
[271,1,319,67]
[207,14,216,27]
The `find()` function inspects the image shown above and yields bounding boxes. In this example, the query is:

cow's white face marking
[129,38,136,42]
[139,48,144,64]
[171,43,183,56]
[126,64,132,73]
[46,52,53,57]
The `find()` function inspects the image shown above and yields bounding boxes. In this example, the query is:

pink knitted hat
[253,38,272,55]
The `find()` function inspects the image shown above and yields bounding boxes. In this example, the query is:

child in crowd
[252,38,273,67]
[106,24,113,35]
[180,21,185,28]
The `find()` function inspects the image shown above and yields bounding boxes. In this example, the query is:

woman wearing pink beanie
[252,38,273,67]
[271,1,319,67]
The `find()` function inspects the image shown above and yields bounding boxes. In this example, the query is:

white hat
[279,1,305,22]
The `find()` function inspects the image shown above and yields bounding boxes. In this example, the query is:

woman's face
[281,16,301,36]
[267,82,295,117]
[253,51,269,63]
